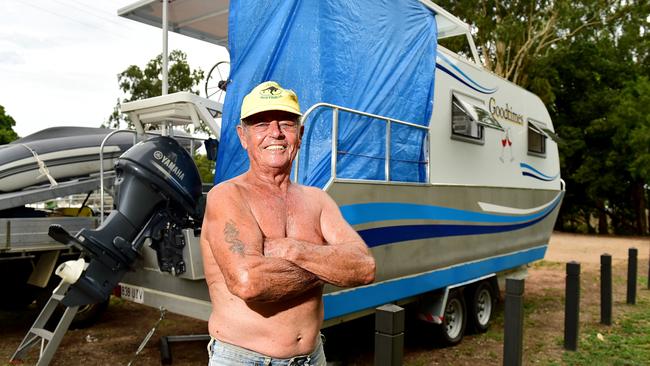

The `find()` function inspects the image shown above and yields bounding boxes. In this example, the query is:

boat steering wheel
[204,61,230,102]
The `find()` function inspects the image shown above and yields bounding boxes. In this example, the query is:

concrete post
[564,261,580,351]
[627,248,638,305]
[503,278,524,366]
[374,304,404,366]
[600,254,612,325]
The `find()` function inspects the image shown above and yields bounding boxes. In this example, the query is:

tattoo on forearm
[224,220,245,257]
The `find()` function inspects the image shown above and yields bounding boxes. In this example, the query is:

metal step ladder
[10,281,79,366]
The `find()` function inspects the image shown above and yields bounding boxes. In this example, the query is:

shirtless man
[200,81,376,365]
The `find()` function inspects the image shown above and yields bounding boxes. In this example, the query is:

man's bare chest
[245,191,323,241]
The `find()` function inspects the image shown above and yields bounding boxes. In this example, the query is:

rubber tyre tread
[467,281,496,334]
[69,298,109,329]
[436,289,467,346]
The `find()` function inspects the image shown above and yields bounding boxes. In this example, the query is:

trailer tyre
[437,289,466,346]
[69,299,109,329]
[468,281,496,333]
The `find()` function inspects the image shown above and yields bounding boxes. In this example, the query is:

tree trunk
[596,200,608,235]
[584,212,595,234]
[633,181,648,235]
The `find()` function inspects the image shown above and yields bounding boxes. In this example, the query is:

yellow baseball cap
[240,81,302,120]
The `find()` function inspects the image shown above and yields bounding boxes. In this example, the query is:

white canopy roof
[118,0,472,47]
[118,0,230,46]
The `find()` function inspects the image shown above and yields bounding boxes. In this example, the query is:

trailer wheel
[438,289,466,345]
[468,281,495,333]
[69,299,109,329]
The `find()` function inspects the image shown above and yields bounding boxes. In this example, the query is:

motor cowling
[55,136,203,307]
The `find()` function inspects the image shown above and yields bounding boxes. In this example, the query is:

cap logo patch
[259,85,282,99]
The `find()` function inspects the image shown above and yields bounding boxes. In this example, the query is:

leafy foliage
[547,0,650,234]
[0,105,19,144]
[106,50,216,184]
[435,0,637,104]
[193,153,215,183]
[105,50,204,129]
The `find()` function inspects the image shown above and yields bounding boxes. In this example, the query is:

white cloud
[0,0,229,138]
[0,51,25,65]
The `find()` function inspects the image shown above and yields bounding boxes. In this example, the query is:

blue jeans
[207,336,326,366]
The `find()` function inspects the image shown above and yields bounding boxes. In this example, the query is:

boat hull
[120,180,562,324]
[320,180,562,319]
[0,127,136,192]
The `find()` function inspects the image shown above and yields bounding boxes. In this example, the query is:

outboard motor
[50,136,203,307]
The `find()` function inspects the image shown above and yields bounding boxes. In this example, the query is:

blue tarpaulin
[214,0,438,187]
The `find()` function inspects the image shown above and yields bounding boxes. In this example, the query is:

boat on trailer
[0,125,205,194]
[12,1,564,364]
[116,0,563,337]
[0,127,137,193]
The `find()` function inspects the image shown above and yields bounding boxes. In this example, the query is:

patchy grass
[402,262,650,366]
[561,295,650,365]
[639,275,648,289]
[532,260,565,270]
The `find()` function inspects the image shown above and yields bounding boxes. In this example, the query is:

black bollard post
[627,248,638,305]
[600,254,612,325]
[374,304,404,366]
[564,261,580,351]
[503,278,524,366]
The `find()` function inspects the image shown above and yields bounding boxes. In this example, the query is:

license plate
[120,284,144,304]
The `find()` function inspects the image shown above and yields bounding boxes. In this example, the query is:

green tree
[0,105,19,144]
[106,49,204,129]
[193,153,215,183]
[604,77,650,234]
[546,1,650,235]
[435,0,633,104]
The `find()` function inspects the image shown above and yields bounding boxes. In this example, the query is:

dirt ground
[545,232,649,265]
[1,232,648,366]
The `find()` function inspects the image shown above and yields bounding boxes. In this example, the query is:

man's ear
[298,125,304,148]
[236,124,247,149]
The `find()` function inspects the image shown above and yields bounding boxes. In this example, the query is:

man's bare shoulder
[296,184,334,202]
[206,177,247,203]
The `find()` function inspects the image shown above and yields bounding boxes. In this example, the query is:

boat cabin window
[527,120,546,156]
[451,93,503,144]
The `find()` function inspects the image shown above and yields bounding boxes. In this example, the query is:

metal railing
[294,102,430,184]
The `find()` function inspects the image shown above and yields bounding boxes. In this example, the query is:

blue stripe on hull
[436,63,492,94]
[436,53,498,94]
[341,191,563,227]
[519,162,559,181]
[356,197,557,247]
[323,245,547,320]
[522,171,556,181]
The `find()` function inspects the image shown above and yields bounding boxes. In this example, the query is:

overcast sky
[0,0,229,138]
